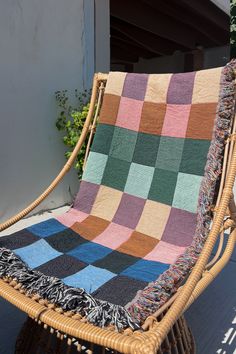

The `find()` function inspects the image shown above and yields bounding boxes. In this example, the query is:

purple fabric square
[73,181,99,214]
[162,208,197,247]
[167,72,196,104]
[113,193,145,229]
[122,73,148,101]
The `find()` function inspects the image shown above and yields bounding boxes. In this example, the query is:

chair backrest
[74,67,227,249]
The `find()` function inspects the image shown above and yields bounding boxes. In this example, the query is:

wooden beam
[141,0,228,45]
[111,17,188,56]
[174,0,229,31]
[110,0,196,49]
[111,27,159,56]
[111,44,139,63]
[111,38,155,60]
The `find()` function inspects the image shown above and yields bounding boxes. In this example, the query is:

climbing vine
[55,89,91,179]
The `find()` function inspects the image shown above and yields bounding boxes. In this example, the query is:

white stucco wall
[0,0,109,222]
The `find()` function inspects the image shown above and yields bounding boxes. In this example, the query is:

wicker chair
[1,61,236,354]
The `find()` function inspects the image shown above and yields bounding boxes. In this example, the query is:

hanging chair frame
[0,73,236,353]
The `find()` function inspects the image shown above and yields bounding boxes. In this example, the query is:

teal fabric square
[148,168,178,205]
[124,163,155,199]
[63,265,116,293]
[133,133,160,166]
[82,152,108,185]
[102,157,130,191]
[109,126,137,162]
[172,172,203,213]
[91,124,114,155]
[179,139,210,176]
[156,137,184,172]
[14,239,62,269]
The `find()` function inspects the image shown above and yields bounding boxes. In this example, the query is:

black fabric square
[93,251,140,274]
[46,229,86,252]
[92,275,147,306]
[0,229,39,250]
[36,254,87,278]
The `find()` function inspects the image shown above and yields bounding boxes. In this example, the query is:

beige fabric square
[91,185,122,221]
[105,72,127,96]
[136,200,171,239]
[192,67,222,104]
[145,74,172,103]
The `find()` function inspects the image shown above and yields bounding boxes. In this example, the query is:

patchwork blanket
[1,60,236,330]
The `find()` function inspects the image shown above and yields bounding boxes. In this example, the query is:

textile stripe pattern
[1,62,235,329]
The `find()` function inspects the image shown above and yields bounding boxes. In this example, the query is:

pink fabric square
[161,104,191,138]
[116,97,143,131]
[144,240,186,264]
[93,222,132,249]
[56,209,88,228]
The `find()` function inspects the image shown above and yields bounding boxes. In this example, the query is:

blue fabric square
[121,259,169,282]
[63,265,116,293]
[27,219,67,238]
[67,242,112,263]
[14,239,62,269]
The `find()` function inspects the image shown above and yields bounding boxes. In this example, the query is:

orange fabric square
[139,102,166,135]
[71,215,110,240]
[117,231,159,257]
[186,103,217,140]
[99,94,120,125]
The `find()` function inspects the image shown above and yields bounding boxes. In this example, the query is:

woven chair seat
[0,62,236,333]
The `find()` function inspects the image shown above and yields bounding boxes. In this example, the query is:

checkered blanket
[1,61,236,329]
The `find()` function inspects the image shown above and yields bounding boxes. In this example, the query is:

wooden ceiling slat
[111,35,156,59]
[111,17,188,56]
[110,0,230,68]
[174,0,229,31]
[141,0,228,45]
[110,0,196,49]
[111,44,139,63]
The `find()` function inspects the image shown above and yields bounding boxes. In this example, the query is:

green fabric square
[102,157,130,191]
[133,133,160,166]
[91,124,114,155]
[172,172,203,213]
[156,137,184,172]
[124,163,155,199]
[109,127,137,162]
[82,152,108,184]
[148,169,178,205]
[179,139,210,176]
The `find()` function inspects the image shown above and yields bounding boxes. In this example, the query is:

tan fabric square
[117,231,159,257]
[145,74,172,103]
[136,200,171,239]
[186,103,217,140]
[105,72,127,96]
[91,186,122,221]
[71,215,109,240]
[192,67,222,104]
[139,102,166,135]
[99,94,121,125]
